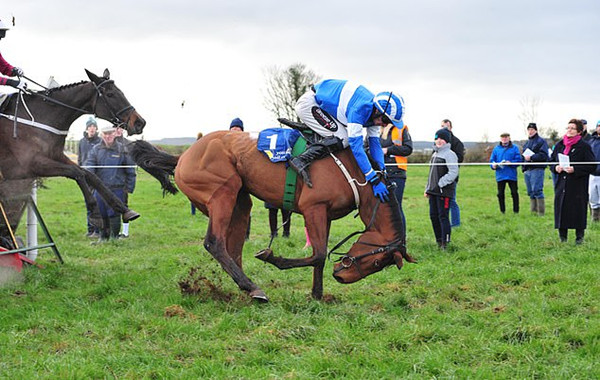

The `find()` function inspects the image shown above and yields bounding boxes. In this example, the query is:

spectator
[588,120,600,222]
[441,119,464,227]
[291,79,404,203]
[85,126,136,242]
[581,119,593,143]
[113,127,136,238]
[264,203,291,238]
[490,132,522,214]
[229,118,250,240]
[79,117,102,238]
[424,128,459,250]
[0,19,26,94]
[549,119,596,244]
[380,121,413,227]
[522,123,549,216]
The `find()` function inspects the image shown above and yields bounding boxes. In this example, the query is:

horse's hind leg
[203,190,267,302]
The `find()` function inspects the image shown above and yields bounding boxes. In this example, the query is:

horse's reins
[2,76,135,137]
[327,199,380,261]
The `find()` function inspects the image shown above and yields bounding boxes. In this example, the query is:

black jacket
[448,131,465,163]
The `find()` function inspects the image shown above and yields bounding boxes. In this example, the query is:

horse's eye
[106,92,114,98]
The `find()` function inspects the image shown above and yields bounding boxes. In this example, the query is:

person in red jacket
[0,19,26,91]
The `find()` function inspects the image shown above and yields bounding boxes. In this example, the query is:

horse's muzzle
[128,113,146,135]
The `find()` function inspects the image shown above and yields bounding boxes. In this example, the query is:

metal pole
[26,183,38,261]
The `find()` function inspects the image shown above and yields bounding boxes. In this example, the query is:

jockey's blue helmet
[374,91,405,128]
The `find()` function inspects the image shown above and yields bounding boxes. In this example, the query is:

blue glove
[370,178,390,202]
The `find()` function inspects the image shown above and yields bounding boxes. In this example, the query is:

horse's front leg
[255,205,329,299]
[81,169,139,221]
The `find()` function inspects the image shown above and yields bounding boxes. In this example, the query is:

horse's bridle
[332,238,405,279]
[23,78,136,129]
[91,79,135,129]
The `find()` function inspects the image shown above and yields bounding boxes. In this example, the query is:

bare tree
[263,63,320,122]
[518,95,542,128]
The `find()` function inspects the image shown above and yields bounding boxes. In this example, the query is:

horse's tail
[129,140,179,195]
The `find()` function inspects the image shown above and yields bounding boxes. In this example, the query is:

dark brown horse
[0,69,145,223]
[131,131,415,301]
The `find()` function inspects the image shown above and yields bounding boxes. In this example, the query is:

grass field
[0,166,598,379]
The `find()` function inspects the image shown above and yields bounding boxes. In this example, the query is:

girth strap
[0,113,68,136]
[282,136,307,210]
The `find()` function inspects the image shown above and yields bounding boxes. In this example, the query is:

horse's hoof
[254,248,273,262]
[123,210,140,222]
[250,289,269,303]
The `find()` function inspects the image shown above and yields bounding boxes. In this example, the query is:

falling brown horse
[131,131,415,301]
[0,69,146,223]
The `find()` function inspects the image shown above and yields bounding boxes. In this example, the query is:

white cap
[100,125,117,133]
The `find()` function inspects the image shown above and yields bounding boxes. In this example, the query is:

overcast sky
[4,1,600,142]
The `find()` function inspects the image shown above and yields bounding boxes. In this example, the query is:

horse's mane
[41,80,89,95]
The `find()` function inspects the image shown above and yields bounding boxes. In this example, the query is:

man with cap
[78,117,102,237]
[522,122,549,216]
[85,125,136,242]
[490,132,522,214]
[424,128,459,250]
[588,120,600,222]
[0,19,26,93]
[230,118,244,132]
[291,79,405,202]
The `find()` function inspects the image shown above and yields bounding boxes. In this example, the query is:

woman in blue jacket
[490,133,523,213]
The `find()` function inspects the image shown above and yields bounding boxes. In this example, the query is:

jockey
[291,79,405,202]
[0,19,26,91]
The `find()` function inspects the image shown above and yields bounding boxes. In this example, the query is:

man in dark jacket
[85,125,136,242]
[380,121,413,228]
[522,123,549,215]
[588,121,600,222]
[441,119,465,227]
[79,117,101,237]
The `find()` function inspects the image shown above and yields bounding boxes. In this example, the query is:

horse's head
[332,230,414,284]
[85,68,146,135]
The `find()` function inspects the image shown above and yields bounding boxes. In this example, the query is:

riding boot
[109,216,122,239]
[289,136,344,188]
[536,198,545,216]
[289,144,330,188]
[530,198,537,213]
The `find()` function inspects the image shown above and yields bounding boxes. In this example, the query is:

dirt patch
[178,266,233,302]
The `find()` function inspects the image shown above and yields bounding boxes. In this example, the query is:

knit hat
[230,117,244,131]
[435,128,451,143]
[86,117,98,128]
[527,123,537,130]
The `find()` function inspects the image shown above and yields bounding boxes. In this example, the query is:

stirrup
[290,159,313,188]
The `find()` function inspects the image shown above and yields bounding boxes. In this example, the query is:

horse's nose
[135,117,146,128]
[332,270,347,283]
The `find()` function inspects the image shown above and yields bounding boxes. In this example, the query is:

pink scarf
[562,134,581,155]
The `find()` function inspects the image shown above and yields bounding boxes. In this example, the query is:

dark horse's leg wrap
[289,136,344,188]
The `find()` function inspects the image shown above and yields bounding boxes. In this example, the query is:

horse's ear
[85,69,100,83]
[392,251,404,270]
[103,68,110,80]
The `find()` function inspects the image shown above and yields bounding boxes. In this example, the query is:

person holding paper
[490,133,522,213]
[521,123,549,216]
[549,119,596,244]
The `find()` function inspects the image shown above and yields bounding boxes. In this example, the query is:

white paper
[558,153,570,168]
[523,148,535,158]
